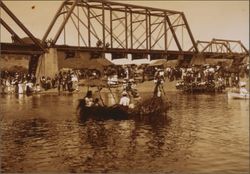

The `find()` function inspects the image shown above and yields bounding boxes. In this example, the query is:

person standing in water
[153,70,165,97]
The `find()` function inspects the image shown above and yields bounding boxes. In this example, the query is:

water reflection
[0,92,249,173]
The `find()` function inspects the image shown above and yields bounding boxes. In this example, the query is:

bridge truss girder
[189,38,249,61]
[42,0,198,58]
[211,38,249,55]
[195,39,248,55]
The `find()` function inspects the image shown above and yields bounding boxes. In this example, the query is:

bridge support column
[36,48,58,79]
[190,54,206,65]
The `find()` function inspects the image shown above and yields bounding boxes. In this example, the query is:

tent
[65,58,113,71]
[205,58,233,67]
[165,60,179,67]
[149,59,179,67]
[96,58,113,66]
[87,58,113,71]
[149,59,166,66]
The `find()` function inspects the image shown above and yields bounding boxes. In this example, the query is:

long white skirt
[18,83,23,94]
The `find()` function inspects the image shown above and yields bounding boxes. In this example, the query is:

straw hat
[122,91,128,96]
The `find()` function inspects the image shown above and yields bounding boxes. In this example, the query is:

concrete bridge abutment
[36,48,59,79]
[190,54,206,65]
[35,48,93,79]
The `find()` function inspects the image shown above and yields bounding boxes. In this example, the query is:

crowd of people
[0,71,38,94]
[40,70,80,92]
[0,70,80,94]
[0,61,248,95]
[169,65,248,87]
[173,64,249,92]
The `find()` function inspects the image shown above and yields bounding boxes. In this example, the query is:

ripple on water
[0,93,249,173]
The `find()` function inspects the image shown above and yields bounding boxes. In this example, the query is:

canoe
[77,97,171,121]
[228,92,249,99]
[78,105,131,121]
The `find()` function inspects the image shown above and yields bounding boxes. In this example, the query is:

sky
[1,0,249,50]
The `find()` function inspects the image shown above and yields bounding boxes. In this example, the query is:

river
[0,92,249,173]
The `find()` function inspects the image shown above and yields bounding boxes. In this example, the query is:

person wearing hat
[84,90,94,107]
[119,91,130,107]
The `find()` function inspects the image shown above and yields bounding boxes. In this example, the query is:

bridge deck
[1,42,247,60]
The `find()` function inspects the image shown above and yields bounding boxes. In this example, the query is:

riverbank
[35,79,179,95]
[7,77,248,96]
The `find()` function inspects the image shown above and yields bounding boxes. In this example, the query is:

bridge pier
[35,48,94,79]
[190,54,206,65]
[36,48,59,79]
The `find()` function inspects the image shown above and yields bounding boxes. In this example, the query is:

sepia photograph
[0,0,249,173]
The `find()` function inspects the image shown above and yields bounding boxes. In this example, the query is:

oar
[108,86,117,104]
[97,86,105,106]
[161,84,166,96]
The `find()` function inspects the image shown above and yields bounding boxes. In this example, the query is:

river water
[0,92,249,173]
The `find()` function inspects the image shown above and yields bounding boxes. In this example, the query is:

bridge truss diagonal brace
[42,0,68,44]
[181,13,198,53]
[212,38,249,55]
[53,0,78,45]
[42,0,199,55]
[0,1,46,52]
[0,18,24,44]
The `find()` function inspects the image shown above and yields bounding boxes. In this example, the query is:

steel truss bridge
[0,0,249,62]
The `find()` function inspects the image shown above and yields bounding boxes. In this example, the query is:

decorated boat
[77,96,171,121]
[176,81,225,93]
[77,78,171,121]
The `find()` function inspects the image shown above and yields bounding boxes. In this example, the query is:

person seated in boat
[84,90,94,107]
[239,82,248,95]
[119,91,130,108]
[124,79,140,98]
[93,98,102,107]
[76,91,94,118]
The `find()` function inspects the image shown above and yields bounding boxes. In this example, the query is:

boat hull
[79,105,132,121]
[77,97,171,121]
[228,92,249,99]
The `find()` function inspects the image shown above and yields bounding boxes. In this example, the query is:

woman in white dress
[18,79,23,94]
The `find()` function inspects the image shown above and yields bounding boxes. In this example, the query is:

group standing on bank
[0,61,249,95]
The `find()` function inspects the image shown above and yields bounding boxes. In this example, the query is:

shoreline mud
[31,79,179,95]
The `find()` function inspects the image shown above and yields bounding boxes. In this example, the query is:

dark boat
[77,79,171,121]
[176,81,225,93]
[77,97,171,121]
[78,105,130,121]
